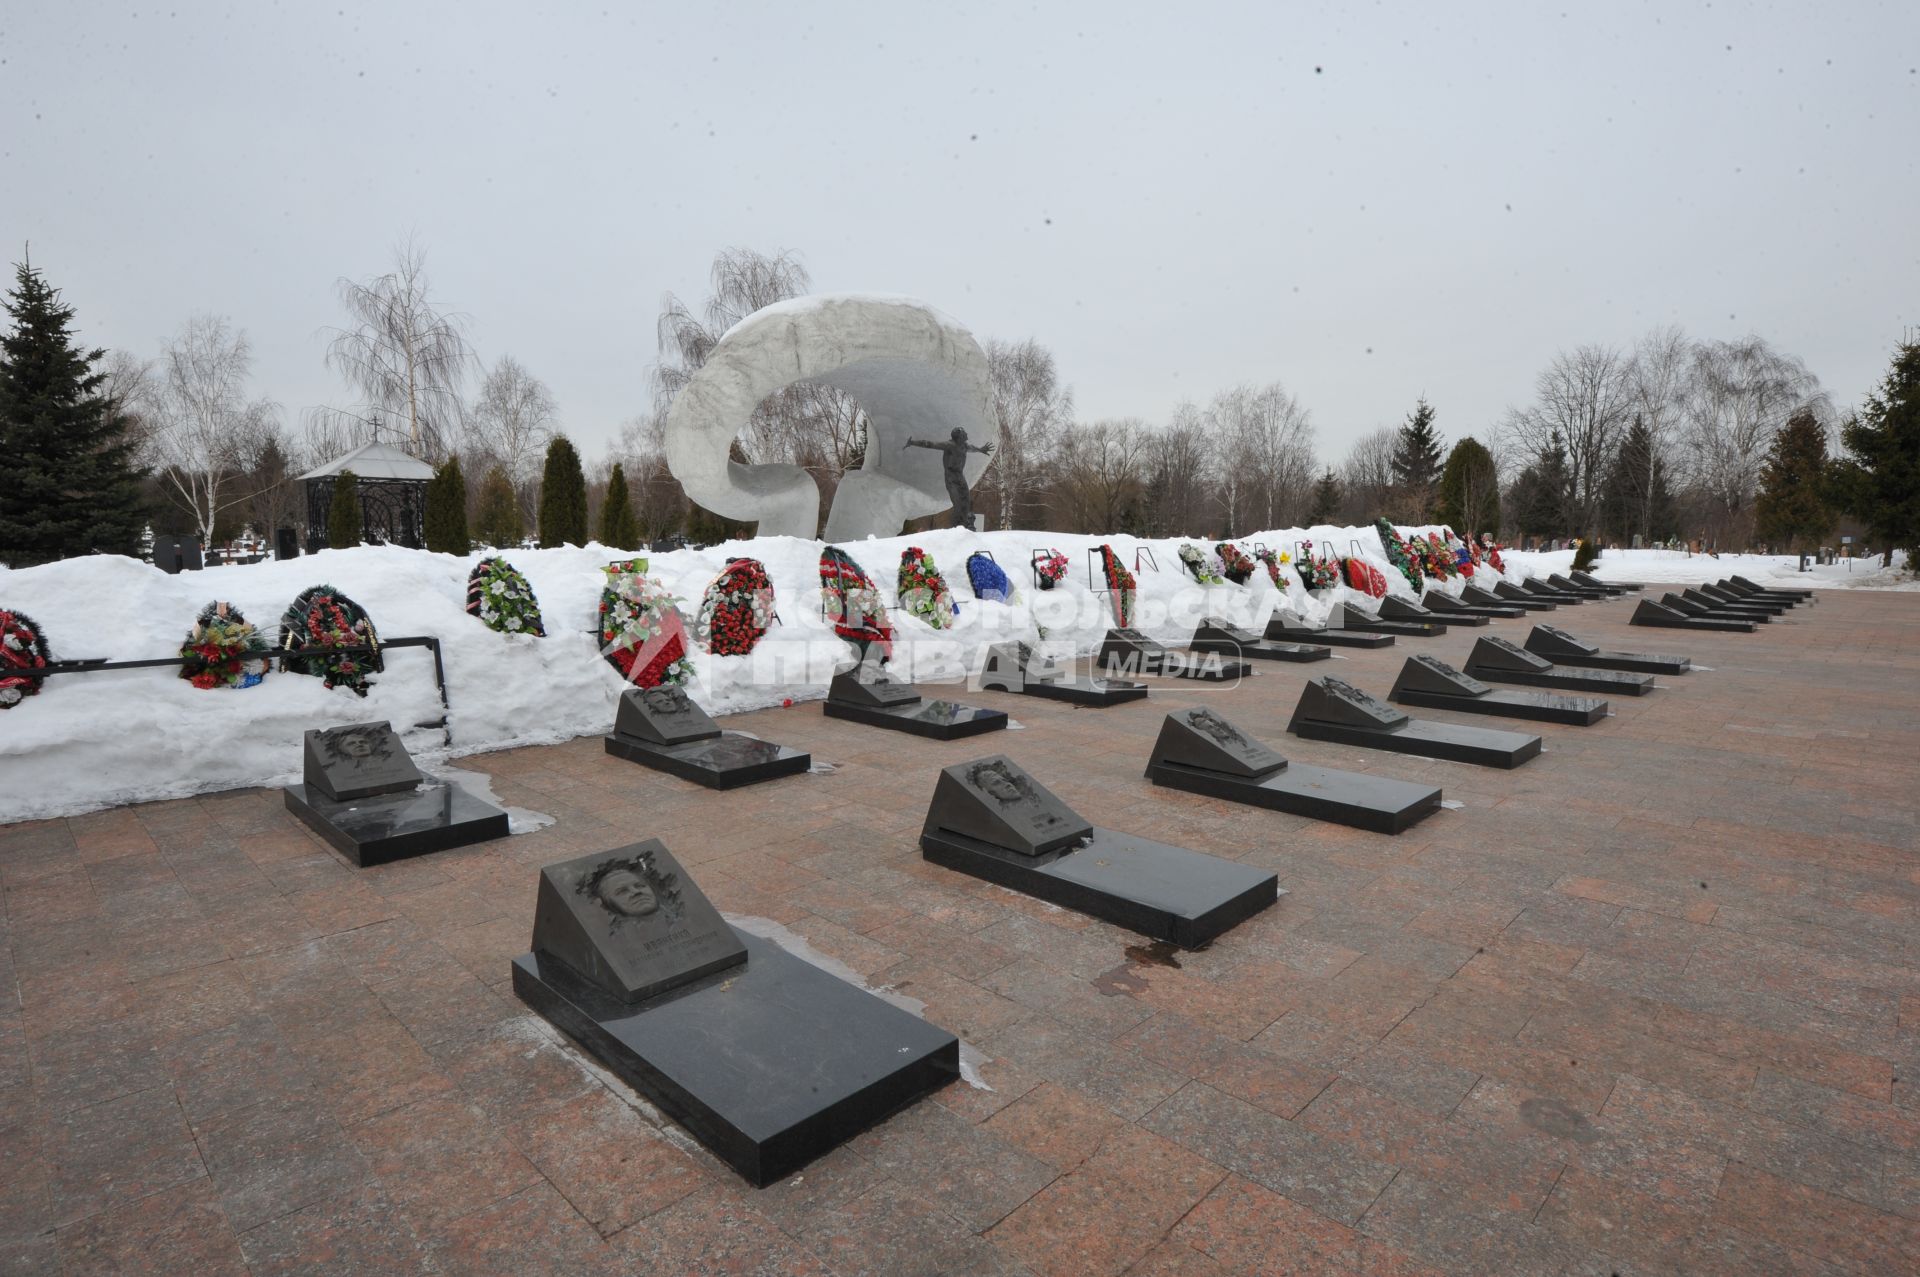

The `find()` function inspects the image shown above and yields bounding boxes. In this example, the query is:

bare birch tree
[1208,382,1315,533]
[1052,419,1150,532]
[1624,325,1692,542]
[978,338,1072,529]
[466,355,557,526]
[309,241,473,461]
[1680,336,1827,545]
[144,315,281,545]
[1142,403,1215,535]
[1501,344,1633,535]
[1338,426,1400,522]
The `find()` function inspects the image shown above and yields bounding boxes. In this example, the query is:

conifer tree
[475,465,523,548]
[1434,437,1502,536]
[425,453,469,553]
[0,260,147,563]
[1836,339,1920,569]
[600,461,639,548]
[1601,417,1678,545]
[328,470,363,548]
[1307,469,1341,524]
[537,434,587,548]
[1754,411,1833,552]
[1390,397,1444,520]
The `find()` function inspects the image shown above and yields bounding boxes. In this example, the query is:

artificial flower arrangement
[1448,531,1477,577]
[1416,533,1456,581]
[1295,549,1342,591]
[693,557,775,656]
[1177,543,1225,585]
[1479,533,1507,574]
[820,547,893,660]
[0,607,51,709]
[280,585,382,696]
[966,551,1015,604]
[598,558,693,687]
[179,601,270,690]
[1343,557,1389,598]
[466,558,546,636]
[1033,549,1069,591]
[1215,542,1256,585]
[1374,518,1425,592]
[1252,546,1292,588]
[898,547,960,629]
[1097,544,1136,626]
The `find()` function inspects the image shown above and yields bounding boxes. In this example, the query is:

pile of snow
[0,523,1560,821]
[1504,545,1916,592]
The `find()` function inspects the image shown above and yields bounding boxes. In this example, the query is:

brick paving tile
[2,585,1919,1273]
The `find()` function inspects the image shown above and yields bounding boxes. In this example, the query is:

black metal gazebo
[299,442,434,551]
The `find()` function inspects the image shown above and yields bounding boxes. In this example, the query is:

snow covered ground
[0,526,1909,821]
[1506,545,1916,592]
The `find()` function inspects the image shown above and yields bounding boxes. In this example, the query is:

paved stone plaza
[3,589,1918,1275]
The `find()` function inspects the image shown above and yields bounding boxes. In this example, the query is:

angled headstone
[977,641,1029,691]
[531,840,748,1004]
[1148,708,1287,778]
[614,685,724,745]
[829,669,923,708]
[1465,635,1554,673]
[1289,677,1410,732]
[1196,617,1263,646]
[1390,654,1493,699]
[922,755,1093,856]
[1104,627,1170,658]
[1323,602,1380,630]
[1378,595,1434,620]
[1525,625,1598,658]
[303,721,424,801]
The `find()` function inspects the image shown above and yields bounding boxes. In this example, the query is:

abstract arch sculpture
[662,294,998,540]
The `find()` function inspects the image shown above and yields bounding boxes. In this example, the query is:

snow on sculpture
[662,294,998,540]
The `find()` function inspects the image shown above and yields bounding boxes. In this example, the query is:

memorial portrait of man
[640,685,692,718]
[319,724,393,770]
[578,850,685,934]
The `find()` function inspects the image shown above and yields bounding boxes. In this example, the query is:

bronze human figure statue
[903,428,994,528]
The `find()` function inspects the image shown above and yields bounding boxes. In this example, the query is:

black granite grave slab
[285,780,509,867]
[1546,574,1614,599]
[303,721,424,801]
[920,756,1279,945]
[1264,611,1396,648]
[1380,595,1489,628]
[1098,629,1254,681]
[605,731,812,788]
[1518,579,1586,602]
[1143,708,1443,834]
[1523,624,1690,674]
[1462,635,1656,696]
[531,842,747,1004]
[512,936,957,1187]
[1323,602,1442,638]
[1489,581,1561,611]
[1287,677,1543,768]
[975,642,1151,707]
[1699,582,1789,612]
[827,669,926,708]
[1572,570,1641,591]
[1422,590,1525,619]
[822,695,1009,740]
[1665,592,1771,624]
[1719,578,1805,605]
[1730,574,1813,600]
[1684,587,1782,617]
[1630,598,1755,632]
[613,686,723,746]
[1188,618,1331,662]
[1388,654,1608,725]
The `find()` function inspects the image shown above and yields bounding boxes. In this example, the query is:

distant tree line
[4,243,1916,573]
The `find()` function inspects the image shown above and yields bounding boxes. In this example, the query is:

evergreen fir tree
[1509,435,1571,540]
[1601,416,1678,546]
[0,260,147,564]
[1434,437,1501,536]
[1308,469,1341,524]
[328,470,363,548]
[1835,338,1920,569]
[1754,411,1833,552]
[425,454,469,554]
[537,434,587,548]
[600,461,639,548]
[475,466,524,548]
[1390,397,1445,519]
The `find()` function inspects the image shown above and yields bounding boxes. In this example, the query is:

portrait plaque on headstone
[613,685,724,746]
[1398,654,1494,697]
[1152,708,1288,778]
[828,668,924,708]
[924,754,1093,856]
[1531,624,1598,655]
[1298,677,1410,729]
[1470,635,1555,671]
[303,721,425,801]
[532,839,748,1004]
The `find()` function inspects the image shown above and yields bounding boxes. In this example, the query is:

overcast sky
[3,2,1915,464]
